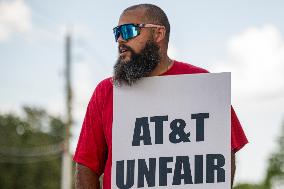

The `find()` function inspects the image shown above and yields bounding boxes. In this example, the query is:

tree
[234,183,264,189]
[0,107,65,189]
[234,121,284,189]
[262,121,284,188]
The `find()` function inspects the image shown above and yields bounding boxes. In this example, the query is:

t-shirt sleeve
[73,83,107,176]
[231,106,248,153]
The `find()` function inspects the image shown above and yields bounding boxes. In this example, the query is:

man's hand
[75,163,100,189]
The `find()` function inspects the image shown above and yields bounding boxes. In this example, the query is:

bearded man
[73,4,248,189]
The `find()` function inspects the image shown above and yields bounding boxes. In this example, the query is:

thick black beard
[113,41,161,87]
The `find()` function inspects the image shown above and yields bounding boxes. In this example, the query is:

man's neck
[149,55,173,76]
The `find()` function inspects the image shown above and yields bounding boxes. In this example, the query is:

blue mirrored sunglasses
[113,23,164,42]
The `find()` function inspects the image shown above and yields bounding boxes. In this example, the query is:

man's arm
[231,151,236,187]
[75,163,100,189]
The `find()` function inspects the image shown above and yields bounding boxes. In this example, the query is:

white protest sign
[112,73,231,189]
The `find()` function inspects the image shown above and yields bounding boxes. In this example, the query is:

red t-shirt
[73,60,248,189]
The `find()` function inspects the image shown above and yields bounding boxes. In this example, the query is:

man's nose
[117,34,126,43]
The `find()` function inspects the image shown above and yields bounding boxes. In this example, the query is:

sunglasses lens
[113,27,120,42]
[121,24,139,41]
[113,24,139,42]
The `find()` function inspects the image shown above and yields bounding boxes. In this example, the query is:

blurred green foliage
[234,184,264,189]
[0,107,65,189]
[234,122,284,189]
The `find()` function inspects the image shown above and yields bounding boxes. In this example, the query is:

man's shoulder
[173,60,209,74]
[92,77,113,96]
[97,77,113,89]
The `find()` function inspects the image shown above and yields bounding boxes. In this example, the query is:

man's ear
[154,26,166,43]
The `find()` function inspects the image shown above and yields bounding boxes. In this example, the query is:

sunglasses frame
[113,23,165,42]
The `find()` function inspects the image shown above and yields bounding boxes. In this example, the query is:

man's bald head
[121,4,171,43]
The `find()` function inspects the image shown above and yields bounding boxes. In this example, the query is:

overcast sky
[1,0,284,185]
